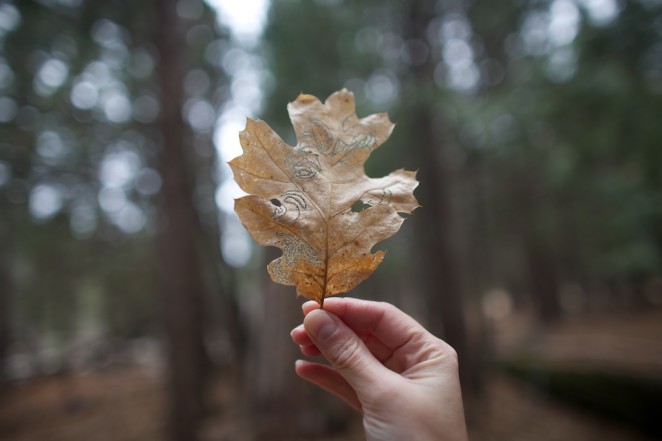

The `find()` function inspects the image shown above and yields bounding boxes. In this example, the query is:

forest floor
[1,307,661,441]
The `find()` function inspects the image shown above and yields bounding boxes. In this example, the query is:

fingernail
[304,309,337,342]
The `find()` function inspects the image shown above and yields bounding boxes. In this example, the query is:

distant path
[492,308,662,379]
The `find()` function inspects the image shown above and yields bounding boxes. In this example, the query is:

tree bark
[155,2,208,440]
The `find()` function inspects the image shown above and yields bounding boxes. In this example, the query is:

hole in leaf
[270,198,282,207]
[351,200,372,213]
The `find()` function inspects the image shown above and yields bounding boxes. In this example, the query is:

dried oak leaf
[230,89,419,306]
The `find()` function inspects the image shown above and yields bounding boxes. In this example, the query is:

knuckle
[436,338,459,367]
[442,341,458,359]
[329,335,364,371]
[378,301,398,316]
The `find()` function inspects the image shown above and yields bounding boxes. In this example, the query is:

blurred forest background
[1,0,662,440]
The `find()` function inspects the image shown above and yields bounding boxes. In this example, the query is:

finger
[303,298,408,360]
[319,297,429,350]
[290,324,313,346]
[292,325,321,356]
[293,324,391,363]
[302,300,320,316]
[299,343,321,358]
[303,309,389,390]
[295,360,362,412]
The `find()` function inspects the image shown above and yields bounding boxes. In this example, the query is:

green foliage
[261,0,662,306]
[0,0,226,351]
[3,0,662,374]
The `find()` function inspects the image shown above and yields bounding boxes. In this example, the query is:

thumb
[303,309,385,390]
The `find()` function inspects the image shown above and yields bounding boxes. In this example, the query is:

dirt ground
[1,307,661,441]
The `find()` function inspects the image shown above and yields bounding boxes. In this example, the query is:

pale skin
[290,297,469,441]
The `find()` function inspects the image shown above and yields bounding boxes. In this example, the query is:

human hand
[290,297,468,441]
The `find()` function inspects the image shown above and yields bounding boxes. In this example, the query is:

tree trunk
[525,240,561,323]
[523,231,561,322]
[517,175,561,323]
[0,230,11,392]
[404,0,474,394]
[155,2,208,440]
[246,251,333,439]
